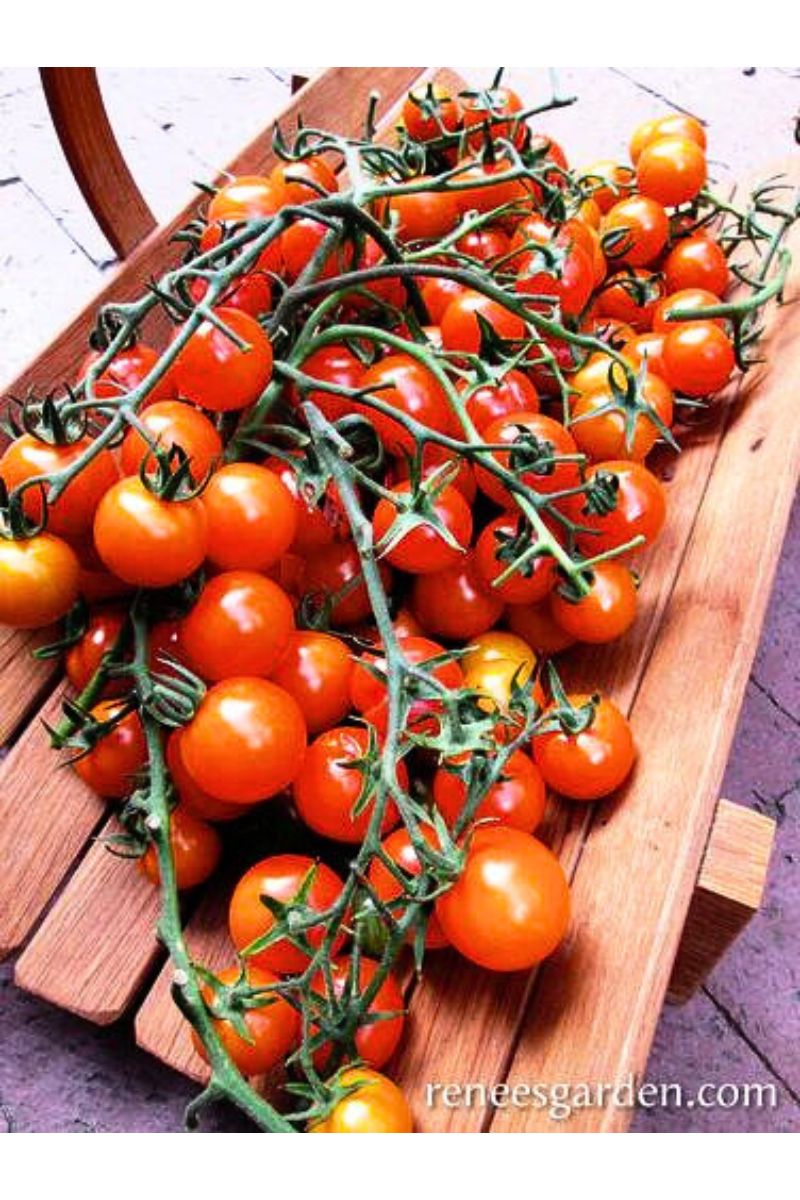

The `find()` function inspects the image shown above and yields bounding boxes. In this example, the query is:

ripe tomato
[81,343,177,405]
[653,287,725,331]
[0,435,118,539]
[65,606,126,695]
[76,563,132,605]
[411,554,504,641]
[662,321,735,396]
[637,136,707,207]
[311,956,405,1069]
[387,441,477,504]
[119,401,222,481]
[181,571,294,681]
[139,806,222,890]
[271,631,353,735]
[570,374,674,462]
[576,460,667,558]
[460,368,539,433]
[420,276,467,323]
[596,268,665,331]
[293,725,401,843]
[440,289,528,354]
[359,354,454,457]
[630,113,706,163]
[455,226,510,263]
[433,748,546,834]
[663,234,729,297]
[73,699,146,798]
[166,728,247,821]
[263,456,350,556]
[512,224,595,317]
[367,825,449,948]
[474,514,557,605]
[372,481,472,575]
[628,331,668,380]
[534,693,635,800]
[229,853,346,973]
[474,411,581,507]
[280,217,352,282]
[568,351,632,401]
[192,963,299,1077]
[309,1067,413,1133]
[580,159,636,213]
[350,635,464,719]
[200,214,283,277]
[171,308,273,412]
[462,84,526,147]
[506,597,576,655]
[452,156,532,214]
[389,181,459,242]
[294,344,364,424]
[208,175,278,223]
[93,477,207,588]
[269,155,338,206]
[549,561,637,643]
[403,83,461,141]
[435,825,570,971]
[0,533,80,629]
[182,677,307,804]
[189,270,272,319]
[462,630,538,720]
[603,196,669,267]
[301,540,391,628]
[201,463,297,572]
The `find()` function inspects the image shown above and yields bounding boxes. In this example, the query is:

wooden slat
[0,684,105,958]
[14,815,160,1023]
[0,625,60,746]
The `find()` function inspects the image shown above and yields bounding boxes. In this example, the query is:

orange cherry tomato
[576,460,667,558]
[662,321,735,396]
[474,513,558,605]
[119,401,222,482]
[533,693,635,800]
[201,463,298,572]
[411,553,504,642]
[579,160,635,213]
[269,155,338,206]
[309,1067,413,1133]
[653,287,725,331]
[603,196,669,268]
[549,561,638,644]
[166,728,247,822]
[630,113,706,163]
[663,234,729,297]
[474,411,581,507]
[506,597,576,655]
[72,699,147,798]
[271,630,353,735]
[310,956,405,1070]
[93,477,207,588]
[139,806,222,890]
[181,571,294,682]
[192,963,300,1077]
[637,136,707,207]
[367,825,449,948]
[293,725,402,843]
[0,435,118,539]
[171,308,273,412]
[389,180,460,242]
[570,374,674,462]
[372,481,472,575]
[0,533,80,630]
[433,748,546,834]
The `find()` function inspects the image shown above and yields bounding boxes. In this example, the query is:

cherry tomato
[359,354,454,457]
[389,181,459,242]
[628,331,668,380]
[65,606,126,695]
[549,561,637,643]
[271,631,353,735]
[201,463,297,572]
[653,287,725,331]
[474,411,581,507]
[81,343,177,405]
[166,728,247,821]
[171,308,273,412]
[201,212,283,277]
[293,725,401,843]
[301,540,391,628]
[372,481,472,575]
[506,597,577,655]
[189,270,273,319]
[512,233,594,317]
[603,196,669,268]
[310,1067,413,1133]
[76,564,132,605]
[440,289,528,354]
[0,435,118,539]
[568,350,633,401]
[181,571,294,682]
[192,963,299,1077]
[452,156,533,214]
[534,693,635,800]
[294,344,365,424]
[579,315,636,350]
[269,155,338,206]
[637,136,707,207]
[182,677,307,804]
[474,513,558,604]
[630,113,706,163]
[119,401,222,481]
[229,853,346,973]
[387,441,477,505]
[460,368,539,433]
[280,217,352,282]
[663,233,729,297]
[139,806,222,890]
[662,321,735,396]
[311,956,405,1070]
[462,84,526,147]
[264,456,350,555]
[350,635,464,719]
[420,276,467,323]
[94,477,207,588]
[411,554,504,641]
[208,175,277,223]
[455,226,510,262]
[462,630,538,721]
[367,825,449,948]
[579,160,636,212]
[403,83,461,141]
[0,533,80,629]
[435,825,570,971]
[73,699,146,798]
[433,748,546,834]
[570,374,674,462]
[576,460,667,558]
[596,268,665,331]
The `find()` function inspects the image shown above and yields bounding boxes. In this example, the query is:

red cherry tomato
[81,343,177,405]
[293,724,402,843]
[171,308,273,412]
[269,155,338,206]
[72,699,147,798]
[139,806,222,890]
[474,411,581,507]
[270,630,353,735]
[293,344,365,424]
[402,84,462,141]
[0,435,118,539]
[474,513,558,605]
[359,354,454,457]
[603,196,669,268]
[65,606,127,696]
[533,693,635,800]
[311,956,405,1070]
[93,477,207,588]
[301,540,392,628]
[350,635,464,718]
[411,554,505,641]
[372,481,472,575]
[367,825,449,948]
[192,963,299,1077]
[440,289,528,354]
[166,728,247,822]
[576,460,667,558]
[506,597,576,655]
[181,571,295,682]
[662,321,735,396]
[549,561,638,644]
[202,463,298,572]
[459,368,539,434]
[663,234,729,297]
[433,748,546,834]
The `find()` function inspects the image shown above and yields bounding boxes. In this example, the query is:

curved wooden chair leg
[40,68,156,260]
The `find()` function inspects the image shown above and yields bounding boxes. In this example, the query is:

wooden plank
[667,799,775,1003]
[14,815,161,1023]
[491,165,800,1132]
[0,625,59,747]
[0,684,106,959]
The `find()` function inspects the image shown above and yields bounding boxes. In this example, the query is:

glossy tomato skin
[636,136,707,208]
[351,635,463,713]
[119,401,222,481]
[171,308,273,412]
[301,541,391,628]
[474,513,558,605]
[0,435,118,539]
[93,477,207,588]
[474,411,581,507]
[513,239,594,317]
[653,287,725,331]
[182,677,307,804]
[269,155,338,206]
[139,806,222,890]
[359,355,453,457]
[595,268,664,331]
[456,226,510,263]
[367,825,449,948]
[402,84,461,141]
[461,630,540,726]
[201,463,297,572]
[663,234,729,297]
[462,84,526,147]
[181,571,294,682]
[420,276,467,323]
[440,290,527,354]
[435,826,570,971]
[372,481,472,575]
[389,181,459,242]
[662,321,735,396]
[311,957,405,1070]
[192,963,300,1077]
[73,699,147,798]
[506,597,577,655]
[271,631,353,735]
[570,374,674,463]
[264,456,349,556]
[229,853,346,973]
[0,533,80,629]
[411,554,504,642]
[207,175,278,223]
[189,270,272,319]
[603,196,669,268]
[280,217,352,283]
[576,460,667,558]
[310,1067,413,1133]
[65,606,127,695]
[534,693,635,800]
[293,725,401,843]
[580,160,636,213]
[166,728,247,821]
[460,368,539,434]
[294,344,364,424]
[82,343,177,405]
[549,561,637,644]
[630,113,706,162]
[433,748,546,834]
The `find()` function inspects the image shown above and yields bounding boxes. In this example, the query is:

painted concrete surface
[0,67,797,1134]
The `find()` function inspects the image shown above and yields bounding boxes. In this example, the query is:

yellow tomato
[462,631,538,714]
[309,1068,413,1133]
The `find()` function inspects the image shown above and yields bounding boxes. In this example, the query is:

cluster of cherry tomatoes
[0,77,742,1133]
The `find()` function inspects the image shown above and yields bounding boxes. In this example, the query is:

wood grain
[0,625,60,747]
[14,814,161,1022]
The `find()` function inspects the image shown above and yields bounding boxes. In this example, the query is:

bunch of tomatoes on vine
[0,70,795,1133]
